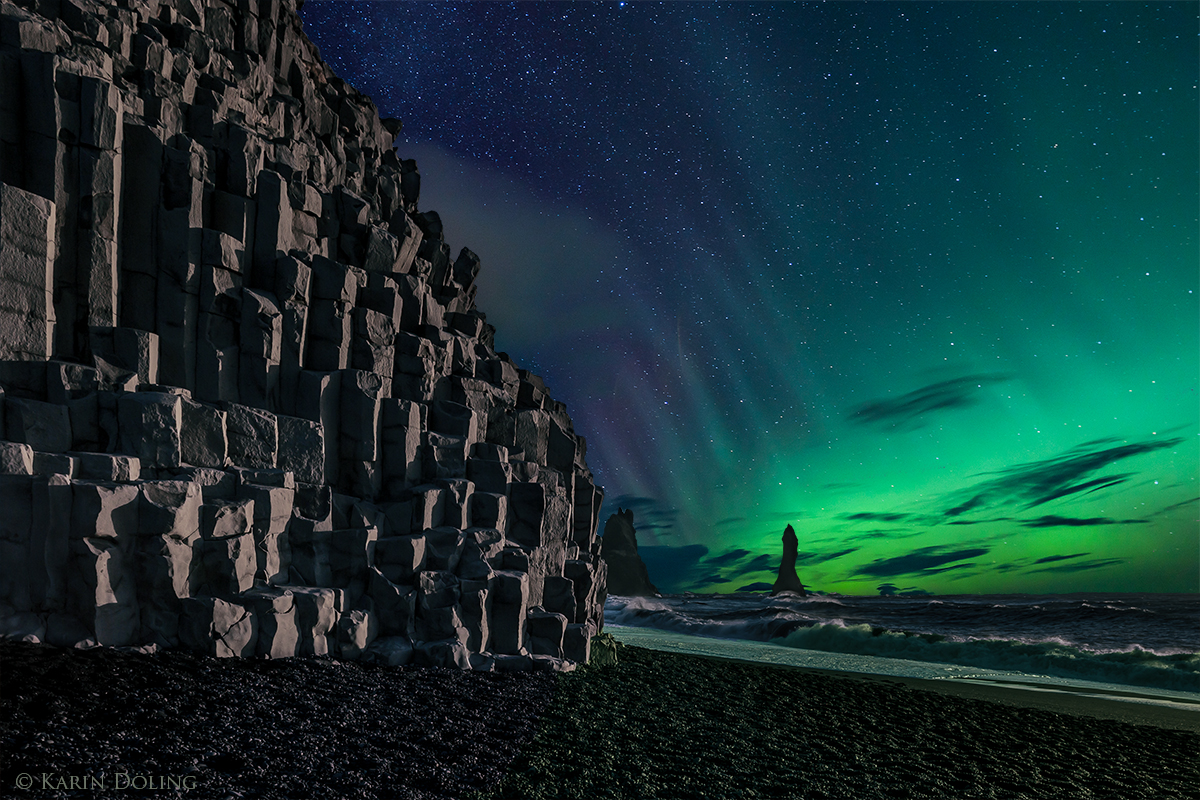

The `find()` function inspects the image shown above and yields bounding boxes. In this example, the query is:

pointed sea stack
[601,509,659,596]
[771,525,807,596]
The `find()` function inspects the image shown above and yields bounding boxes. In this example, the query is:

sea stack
[770,525,807,596]
[0,0,608,671]
[600,509,659,596]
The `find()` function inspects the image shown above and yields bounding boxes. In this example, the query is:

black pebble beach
[1,641,555,800]
[3,640,1197,800]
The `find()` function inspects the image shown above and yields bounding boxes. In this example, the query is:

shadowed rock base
[600,509,658,596]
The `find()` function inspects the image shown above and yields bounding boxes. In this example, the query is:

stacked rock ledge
[0,0,607,671]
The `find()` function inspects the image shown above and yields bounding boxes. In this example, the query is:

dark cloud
[742,554,774,572]
[736,582,773,592]
[715,517,747,527]
[943,436,1183,517]
[796,547,859,566]
[637,544,709,593]
[945,567,987,581]
[1032,553,1089,564]
[844,512,911,523]
[844,528,928,541]
[857,546,990,578]
[1026,557,1126,575]
[848,530,892,539]
[1020,515,1147,528]
[686,551,778,590]
[704,546,860,590]
[684,545,856,591]
[601,495,678,538]
[704,549,753,567]
[878,584,934,597]
[847,373,1013,430]
[1150,496,1200,518]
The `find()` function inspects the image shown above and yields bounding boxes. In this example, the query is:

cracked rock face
[0,0,606,670]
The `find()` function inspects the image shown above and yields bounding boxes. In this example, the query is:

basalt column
[0,0,607,671]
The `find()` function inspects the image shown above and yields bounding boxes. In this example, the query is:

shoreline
[606,623,1200,732]
[488,643,1200,799]
[677,649,1200,733]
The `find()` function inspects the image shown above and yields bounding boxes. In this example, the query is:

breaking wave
[773,621,1200,693]
[605,594,1200,693]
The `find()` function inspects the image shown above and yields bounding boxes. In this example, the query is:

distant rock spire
[600,509,659,596]
[771,525,807,596]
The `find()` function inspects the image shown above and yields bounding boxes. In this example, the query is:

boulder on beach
[600,509,659,596]
[770,525,807,596]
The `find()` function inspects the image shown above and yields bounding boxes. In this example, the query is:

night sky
[298,1,1199,595]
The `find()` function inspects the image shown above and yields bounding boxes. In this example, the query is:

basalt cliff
[0,0,607,670]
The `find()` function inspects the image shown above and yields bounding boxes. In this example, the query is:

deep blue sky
[299,1,1199,594]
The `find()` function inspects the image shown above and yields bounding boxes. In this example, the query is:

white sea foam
[773,621,1200,693]
[604,592,1200,693]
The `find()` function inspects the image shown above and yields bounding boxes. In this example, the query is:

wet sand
[682,649,1200,734]
[2,640,1197,799]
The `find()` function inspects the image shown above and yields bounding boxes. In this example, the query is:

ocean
[603,592,1200,705]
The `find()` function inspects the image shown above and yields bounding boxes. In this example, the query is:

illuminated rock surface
[0,0,606,669]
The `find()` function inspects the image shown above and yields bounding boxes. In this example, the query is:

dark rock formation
[0,0,607,670]
[770,525,807,596]
[600,508,658,596]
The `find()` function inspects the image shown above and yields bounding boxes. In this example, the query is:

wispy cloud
[877,584,934,597]
[638,544,709,593]
[693,550,776,587]
[1032,552,1089,564]
[602,494,679,538]
[1149,496,1200,518]
[843,528,929,541]
[847,373,1013,430]
[856,546,990,578]
[1019,515,1147,528]
[741,554,774,572]
[1026,557,1125,575]
[796,548,859,566]
[705,549,753,566]
[688,544,856,589]
[943,436,1183,517]
[844,512,911,523]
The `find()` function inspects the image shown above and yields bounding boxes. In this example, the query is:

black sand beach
[2,640,1196,800]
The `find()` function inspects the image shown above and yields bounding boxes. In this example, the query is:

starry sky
[298,1,1199,596]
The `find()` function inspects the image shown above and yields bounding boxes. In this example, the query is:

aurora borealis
[298,2,1199,595]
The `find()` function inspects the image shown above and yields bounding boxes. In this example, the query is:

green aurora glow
[300,1,1199,594]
